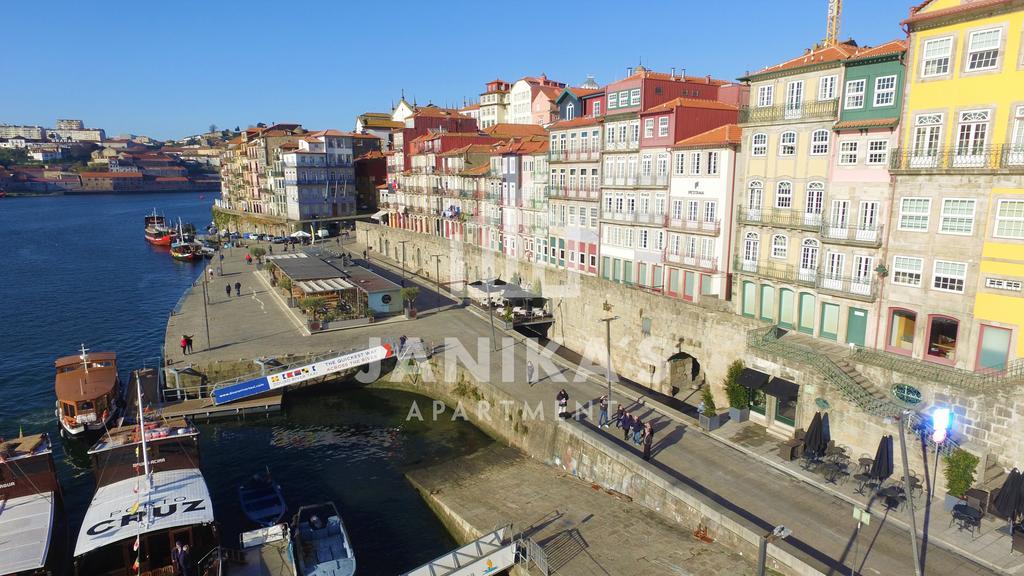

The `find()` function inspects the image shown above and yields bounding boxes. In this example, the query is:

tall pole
[202,275,211,351]
[599,316,619,408]
[897,411,923,576]
[430,254,441,309]
[397,240,409,285]
[486,277,496,351]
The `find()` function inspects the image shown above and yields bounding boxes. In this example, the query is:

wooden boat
[237,523,295,576]
[0,433,64,576]
[54,346,122,438]
[292,502,355,576]
[73,376,219,576]
[144,209,177,246]
[239,468,286,528]
[170,218,202,261]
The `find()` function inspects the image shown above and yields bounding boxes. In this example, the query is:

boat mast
[79,343,90,374]
[136,372,153,496]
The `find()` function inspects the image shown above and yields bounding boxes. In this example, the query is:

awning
[371,210,387,221]
[0,491,55,574]
[765,377,799,399]
[75,468,214,556]
[737,368,770,391]
[296,277,354,294]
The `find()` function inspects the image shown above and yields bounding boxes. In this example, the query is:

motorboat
[144,209,177,246]
[236,523,295,576]
[0,433,64,576]
[292,502,355,576]
[239,468,287,528]
[53,346,122,438]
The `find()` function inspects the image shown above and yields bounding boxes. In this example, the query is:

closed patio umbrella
[992,468,1023,552]
[803,412,823,459]
[868,436,893,484]
[821,412,832,451]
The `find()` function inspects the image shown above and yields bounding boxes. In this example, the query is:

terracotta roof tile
[79,171,144,178]
[618,68,730,86]
[643,97,738,114]
[548,116,604,130]
[484,124,548,138]
[568,87,603,98]
[460,164,491,176]
[849,39,908,60]
[745,41,862,78]
[673,124,742,148]
[833,118,900,130]
[903,0,1011,25]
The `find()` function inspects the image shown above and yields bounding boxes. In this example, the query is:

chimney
[626,66,633,76]
[706,74,712,84]
[680,67,686,79]
[670,67,676,78]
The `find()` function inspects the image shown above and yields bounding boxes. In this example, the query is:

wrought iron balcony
[889,144,1024,173]
[637,174,670,187]
[550,148,602,162]
[604,140,640,152]
[738,100,838,124]
[733,257,877,301]
[666,253,720,272]
[819,223,884,248]
[601,175,639,187]
[737,207,821,231]
[667,218,721,235]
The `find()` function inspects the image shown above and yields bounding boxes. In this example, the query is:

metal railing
[889,144,1024,172]
[732,258,877,300]
[737,207,821,231]
[549,148,601,162]
[637,174,670,187]
[667,218,721,235]
[850,346,1024,389]
[604,140,640,152]
[601,175,639,186]
[739,99,838,124]
[819,223,884,248]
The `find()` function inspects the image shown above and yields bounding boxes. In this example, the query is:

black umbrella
[804,412,823,458]
[868,436,893,484]
[993,468,1021,519]
[885,435,895,481]
[821,412,832,451]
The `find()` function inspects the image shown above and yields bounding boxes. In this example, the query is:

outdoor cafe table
[952,503,983,535]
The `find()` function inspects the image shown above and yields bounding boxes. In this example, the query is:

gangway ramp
[401,525,519,576]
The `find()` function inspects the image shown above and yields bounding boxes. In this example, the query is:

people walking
[614,405,625,428]
[399,335,408,351]
[556,389,569,419]
[184,335,194,354]
[234,281,242,296]
[180,336,188,356]
[633,416,645,445]
[225,284,231,298]
[621,411,633,441]
[643,422,654,461]
[526,361,535,385]
[178,543,193,576]
[207,268,214,282]
[598,395,609,428]
[245,253,253,265]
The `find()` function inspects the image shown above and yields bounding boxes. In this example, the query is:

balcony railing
[739,99,838,124]
[733,257,877,301]
[634,212,668,226]
[737,207,821,231]
[602,175,639,187]
[550,148,602,162]
[604,140,640,152]
[637,174,670,187]
[819,223,884,248]
[889,144,1024,173]
[666,253,720,272]
[601,209,638,223]
[668,218,721,235]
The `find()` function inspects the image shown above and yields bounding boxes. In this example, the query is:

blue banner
[212,376,270,405]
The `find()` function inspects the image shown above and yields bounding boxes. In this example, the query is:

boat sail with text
[0,432,64,576]
[73,377,219,575]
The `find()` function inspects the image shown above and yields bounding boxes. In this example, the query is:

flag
[133,536,140,552]
[132,557,139,572]
[129,501,140,515]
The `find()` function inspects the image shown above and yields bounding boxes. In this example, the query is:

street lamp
[930,407,953,498]
[756,525,792,576]
[397,240,410,285]
[485,268,497,351]
[429,254,442,309]
[897,410,924,576]
[599,316,619,409]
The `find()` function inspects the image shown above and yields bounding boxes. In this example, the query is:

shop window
[978,325,1012,372]
[775,395,797,426]
[750,389,767,415]
[888,309,916,354]
[926,315,959,363]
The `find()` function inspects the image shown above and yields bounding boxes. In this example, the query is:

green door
[798,293,815,334]
[820,303,840,341]
[778,289,795,329]
[846,307,868,347]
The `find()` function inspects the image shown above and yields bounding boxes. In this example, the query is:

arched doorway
[666,351,703,396]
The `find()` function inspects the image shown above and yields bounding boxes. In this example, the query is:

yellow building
[886,0,1024,371]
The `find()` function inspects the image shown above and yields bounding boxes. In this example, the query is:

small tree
[209,123,217,134]
[279,277,293,301]
[400,286,420,311]
[249,245,267,263]
[701,387,718,418]
[943,448,980,498]
[299,296,327,321]
[724,360,749,409]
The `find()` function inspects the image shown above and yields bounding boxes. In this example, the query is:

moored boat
[237,523,295,576]
[170,241,202,261]
[144,209,177,246]
[292,502,355,576]
[73,411,219,575]
[239,468,287,528]
[0,433,64,576]
[54,346,122,438]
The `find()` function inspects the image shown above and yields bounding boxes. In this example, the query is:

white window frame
[891,256,924,287]
[873,75,897,107]
[608,92,618,109]
[844,79,866,109]
[966,28,1002,72]
[866,139,889,165]
[658,116,670,137]
[779,131,796,156]
[593,101,601,117]
[775,181,793,209]
[811,130,830,155]
[921,36,953,77]
[939,198,976,235]
[629,89,641,106]
[757,85,774,107]
[994,199,1024,239]
[771,234,788,259]
[932,260,967,293]
[839,141,859,165]
[898,197,931,232]
[690,152,701,175]
[707,151,719,175]
[644,118,654,138]
[818,75,837,100]
[674,153,685,175]
[751,133,768,156]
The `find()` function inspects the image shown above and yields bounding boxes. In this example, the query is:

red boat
[144,209,177,246]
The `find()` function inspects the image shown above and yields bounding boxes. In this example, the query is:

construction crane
[824,0,842,46]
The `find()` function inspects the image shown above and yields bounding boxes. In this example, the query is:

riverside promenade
[164,239,1007,576]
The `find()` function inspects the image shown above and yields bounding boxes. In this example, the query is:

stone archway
[666,351,703,396]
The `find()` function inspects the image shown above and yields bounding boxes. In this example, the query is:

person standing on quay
[185,334,194,354]
[614,405,625,429]
[180,336,188,356]
[225,284,231,298]
[598,395,609,428]
[556,388,569,419]
[621,411,633,441]
[526,361,535,386]
[642,421,654,461]
[633,416,645,445]
[234,281,242,296]
[245,253,253,265]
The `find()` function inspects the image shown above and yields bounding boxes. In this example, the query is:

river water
[0,192,491,574]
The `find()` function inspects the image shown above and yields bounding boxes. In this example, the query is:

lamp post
[599,316,619,408]
[397,240,410,286]
[930,407,952,498]
[485,269,497,351]
[429,254,442,309]
[756,525,792,576]
[897,411,923,576]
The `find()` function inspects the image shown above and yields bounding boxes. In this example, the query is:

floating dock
[130,367,283,421]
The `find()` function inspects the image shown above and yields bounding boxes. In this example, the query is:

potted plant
[698,387,722,432]
[299,296,327,331]
[366,308,376,323]
[249,245,267,268]
[279,277,293,306]
[942,448,979,511]
[400,286,420,319]
[724,360,750,424]
[265,261,278,285]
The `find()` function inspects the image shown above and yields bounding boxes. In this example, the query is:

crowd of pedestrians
[552,388,656,461]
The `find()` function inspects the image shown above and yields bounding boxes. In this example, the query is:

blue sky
[2,0,911,140]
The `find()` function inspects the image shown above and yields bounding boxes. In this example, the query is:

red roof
[643,97,738,114]
[356,151,386,161]
[460,103,481,111]
[850,39,908,59]
[568,87,603,98]
[619,66,730,86]
[548,116,603,131]
[746,41,862,77]
[903,0,1011,25]
[484,124,548,138]
[440,144,495,157]
[535,85,563,100]
[833,118,900,130]
[79,171,143,179]
[492,138,549,155]
[673,124,742,148]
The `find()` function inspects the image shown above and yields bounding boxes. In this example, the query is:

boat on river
[239,468,287,528]
[54,346,123,438]
[144,209,177,246]
[292,502,355,576]
[0,432,64,576]
[236,523,295,576]
[170,218,202,261]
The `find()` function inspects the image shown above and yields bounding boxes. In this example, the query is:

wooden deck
[130,367,283,421]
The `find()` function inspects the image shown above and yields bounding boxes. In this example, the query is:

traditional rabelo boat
[54,347,122,438]
[144,210,177,246]
[73,378,219,576]
[169,219,202,262]
[0,433,63,576]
